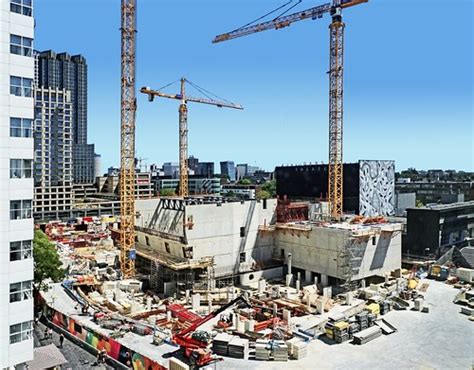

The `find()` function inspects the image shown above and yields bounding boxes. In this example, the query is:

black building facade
[405,201,474,258]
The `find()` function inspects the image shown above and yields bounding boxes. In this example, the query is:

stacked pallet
[273,340,289,362]
[212,333,233,356]
[380,300,390,315]
[367,313,377,327]
[228,337,249,360]
[355,311,368,330]
[169,357,190,370]
[353,326,382,345]
[292,342,307,360]
[255,339,270,361]
[333,321,350,343]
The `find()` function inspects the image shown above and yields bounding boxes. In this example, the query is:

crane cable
[230,0,297,33]
[185,79,236,106]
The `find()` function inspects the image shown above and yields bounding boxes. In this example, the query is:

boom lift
[213,0,368,218]
[141,79,243,197]
[172,295,251,367]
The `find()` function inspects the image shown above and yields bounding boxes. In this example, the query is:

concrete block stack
[212,333,233,356]
[272,340,289,361]
[169,357,190,370]
[292,342,307,360]
[255,340,271,361]
[227,337,249,360]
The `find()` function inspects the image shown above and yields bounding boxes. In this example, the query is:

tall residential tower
[0,0,35,367]
[36,50,96,184]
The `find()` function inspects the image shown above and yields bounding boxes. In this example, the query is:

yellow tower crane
[140,78,243,197]
[213,0,367,218]
[119,0,137,278]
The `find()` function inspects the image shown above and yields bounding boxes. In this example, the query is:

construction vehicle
[213,0,368,218]
[173,295,251,367]
[140,78,243,197]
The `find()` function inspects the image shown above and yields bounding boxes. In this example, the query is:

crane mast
[178,79,189,197]
[140,80,243,198]
[213,0,367,219]
[328,9,344,217]
[120,0,137,278]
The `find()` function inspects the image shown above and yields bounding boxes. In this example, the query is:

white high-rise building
[0,0,35,368]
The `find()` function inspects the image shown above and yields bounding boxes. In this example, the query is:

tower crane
[140,78,243,197]
[119,0,137,278]
[213,0,367,218]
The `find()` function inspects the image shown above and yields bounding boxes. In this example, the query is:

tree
[261,179,276,197]
[415,199,424,208]
[225,190,236,198]
[239,178,252,185]
[159,188,176,197]
[256,190,271,200]
[34,230,65,291]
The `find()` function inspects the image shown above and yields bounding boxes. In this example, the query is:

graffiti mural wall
[359,160,395,216]
[52,310,166,370]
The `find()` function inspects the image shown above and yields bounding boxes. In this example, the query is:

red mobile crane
[173,295,251,367]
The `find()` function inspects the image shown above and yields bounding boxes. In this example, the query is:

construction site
[33,1,474,369]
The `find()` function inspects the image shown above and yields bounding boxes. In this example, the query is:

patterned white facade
[0,0,35,368]
[359,160,395,216]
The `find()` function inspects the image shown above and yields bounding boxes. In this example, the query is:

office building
[404,201,474,258]
[0,0,35,367]
[220,160,236,182]
[33,87,74,220]
[36,50,96,183]
[156,177,221,195]
[163,162,179,178]
[197,162,214,178]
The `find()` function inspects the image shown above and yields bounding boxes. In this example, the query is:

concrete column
[191,293,200,311]
[282,309,291,322]
[208,296,213,314]
[297,272,301,283]
[314,276,318,287]
[296,280,300,292]
[286,253,293,287]
[321,274,329,287]
[185,289,190,304]
[258,279,266,293]
[273,303,278,317]
[361,279,366,289]
[305,270,312,283]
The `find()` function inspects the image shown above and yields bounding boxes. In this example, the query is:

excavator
[172,295,251,367]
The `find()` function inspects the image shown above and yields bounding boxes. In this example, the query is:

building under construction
[130,197,402,296]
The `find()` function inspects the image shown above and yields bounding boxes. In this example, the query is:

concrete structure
[133,198,279,295]
[276,160,396,216]
[396,181,473,204]
[36,50,96,183]
[267,221,402,286]
[0,0,35,367]
[405,201,474,258]
[33,86,73,220]
[221,184,256,199]
[133,197,401,295]
[156,177,221,195]
[220,161,236,182]
[95,172,153,199]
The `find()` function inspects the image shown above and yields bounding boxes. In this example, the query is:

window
[10,76,32,97]
[10,34,32,56]
[10,240,32,261]
[240,226,246,237]
[10,199,32,220]
[145,236,150,246]
[240,252,246,263]
[10,117,33,137]
[10,159,33,178]
[10,0,32,16]
[165,242,170,253]
[10,321,32,344]
[372,236,376,246]
[10,280,32,303]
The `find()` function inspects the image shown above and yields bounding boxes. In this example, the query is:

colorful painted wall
[51,310,166,370]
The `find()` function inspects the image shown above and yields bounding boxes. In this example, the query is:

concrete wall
[273,224,402,281]
[135,199,277,278]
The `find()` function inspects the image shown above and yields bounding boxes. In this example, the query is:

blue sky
[35,0,473,172]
